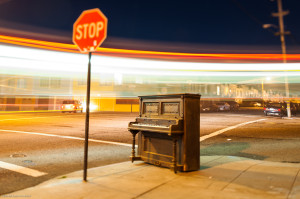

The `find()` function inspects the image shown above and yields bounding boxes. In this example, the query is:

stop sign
[73,8,107,53]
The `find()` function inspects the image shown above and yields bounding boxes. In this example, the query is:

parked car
[61,100,83,113]
[215,102,230,111]
[264,102,297,117]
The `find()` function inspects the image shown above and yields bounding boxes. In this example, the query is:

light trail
[0,34,300,101]
[0,115,63,122]
[1,34,300,62]
[1,44,300,78]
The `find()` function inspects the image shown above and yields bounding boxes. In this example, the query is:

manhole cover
[10,154,27,158]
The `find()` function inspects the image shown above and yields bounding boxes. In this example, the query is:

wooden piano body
[128,93,200,172]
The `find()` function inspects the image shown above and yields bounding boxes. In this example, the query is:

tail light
[278,109,281,111]
[264,107,266,110]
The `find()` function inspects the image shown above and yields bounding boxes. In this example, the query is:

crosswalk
[0,161,47,177]
[200,118,267,142]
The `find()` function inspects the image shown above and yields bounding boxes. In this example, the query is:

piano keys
[128,93,201,173]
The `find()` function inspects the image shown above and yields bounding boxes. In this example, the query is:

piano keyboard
[131,123,169,128]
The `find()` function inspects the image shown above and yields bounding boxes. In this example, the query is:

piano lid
[139,93,201,100]
[138,93,200,119]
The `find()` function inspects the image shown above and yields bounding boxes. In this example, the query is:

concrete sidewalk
[2,156,300,199]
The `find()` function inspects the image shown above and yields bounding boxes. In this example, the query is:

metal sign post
[83,52,92,181]
[73,8,107,182]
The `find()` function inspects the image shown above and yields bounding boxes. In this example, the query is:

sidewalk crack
[220,161,262,191]
[287,168,300,199]
[132,177,177,199]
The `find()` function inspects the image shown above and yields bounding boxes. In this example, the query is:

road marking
[200,118,266,142]
[0,129,132,147]
[223,114,259,118]
[0,161,47,177]
[0,118,270,145]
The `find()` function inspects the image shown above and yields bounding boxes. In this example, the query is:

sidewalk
[2,156,300,199]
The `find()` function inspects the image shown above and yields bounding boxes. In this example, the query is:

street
[0,111,300,195]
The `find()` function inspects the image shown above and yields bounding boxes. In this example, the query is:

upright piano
[128,93,200,173]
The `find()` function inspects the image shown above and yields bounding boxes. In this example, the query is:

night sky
[0,0,300,52]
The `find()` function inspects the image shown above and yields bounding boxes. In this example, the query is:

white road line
[0,161,47,177]
[0,129,132,147]
[200,118,266,142]
[1,118,268,146]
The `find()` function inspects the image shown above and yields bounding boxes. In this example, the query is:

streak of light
[1,34,300,62]
[0,116,63,121]
[0,110,63,114]
[1,44,300,79]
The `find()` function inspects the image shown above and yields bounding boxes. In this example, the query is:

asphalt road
[0,111,300,195]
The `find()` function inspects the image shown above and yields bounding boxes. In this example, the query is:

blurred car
[264,102,297,117]
[226,101,240,111]
[290,103,298,115]
[201,103,219,112]
[215,102,230,111]
[61,100,83,113]
[295,103,300,113]
[253,102,262,107]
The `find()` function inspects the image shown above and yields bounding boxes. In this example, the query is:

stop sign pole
[72,8,107,182]
[84,51,92,182]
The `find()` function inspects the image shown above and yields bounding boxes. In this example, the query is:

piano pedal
[154,161,161,167]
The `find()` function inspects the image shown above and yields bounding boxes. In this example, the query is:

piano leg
[172,138,177,173]
[130,130,139,163]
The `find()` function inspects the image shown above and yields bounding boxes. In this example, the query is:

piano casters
[129,130,141,163]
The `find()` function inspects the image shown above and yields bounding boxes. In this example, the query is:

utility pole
[272,0,291,118]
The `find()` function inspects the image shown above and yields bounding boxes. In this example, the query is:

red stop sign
[73,8,107,53]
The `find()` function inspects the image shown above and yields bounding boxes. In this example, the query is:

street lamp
[262,24,278,29]
[263,0,291,118]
